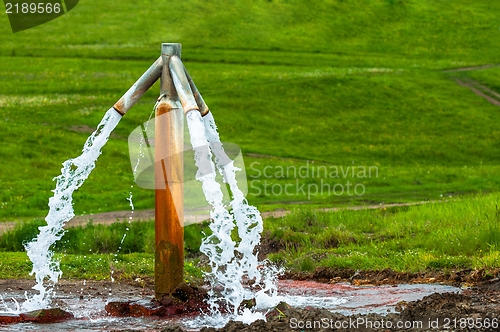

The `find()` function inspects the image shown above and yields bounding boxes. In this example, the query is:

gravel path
[0,202,426,234]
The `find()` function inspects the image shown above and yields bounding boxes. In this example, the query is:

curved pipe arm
[113,56,163,116]
[169,56,200,115]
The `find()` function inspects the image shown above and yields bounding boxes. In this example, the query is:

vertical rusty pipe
[154,43,184,299]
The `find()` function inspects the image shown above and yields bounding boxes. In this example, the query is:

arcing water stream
[20,109,122,312]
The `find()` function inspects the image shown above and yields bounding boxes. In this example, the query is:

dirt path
[443,63,500,73]
[445,62,500,108]
[0,202,426,235]
[454,77,500,107]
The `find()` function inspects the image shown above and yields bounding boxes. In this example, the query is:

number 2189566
[6,2,62,14]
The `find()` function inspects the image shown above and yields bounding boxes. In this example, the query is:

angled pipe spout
[113,56,163,116]
[169,56,201,115]
[184,68,209,117]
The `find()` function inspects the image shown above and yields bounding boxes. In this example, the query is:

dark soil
[282,267,500,286]
[105,282,211,318]
[197,268,500,332]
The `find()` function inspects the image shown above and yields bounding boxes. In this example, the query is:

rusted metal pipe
[113,56,163,116]
[184,67,210,117]
[169,56,200,115]
[170,55,209,116]
[154,43,185,300]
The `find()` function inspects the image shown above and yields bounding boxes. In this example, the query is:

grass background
[0,0,500,278]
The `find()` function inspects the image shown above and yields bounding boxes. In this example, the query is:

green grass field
[1,0,500,278]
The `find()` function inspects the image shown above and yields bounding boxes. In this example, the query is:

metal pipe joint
[113,56,163,116]
[112,46,209,118]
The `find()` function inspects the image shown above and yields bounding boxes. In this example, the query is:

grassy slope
[2,0,499,63]
[1,0,500,219]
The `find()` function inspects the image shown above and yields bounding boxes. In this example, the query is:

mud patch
[202,282,500,331]
[106,283,210,318]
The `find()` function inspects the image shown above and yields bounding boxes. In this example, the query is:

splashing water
[19,109,121,312]
[203,112,281,308]
[186,111,243,314]
[185,111,281,326]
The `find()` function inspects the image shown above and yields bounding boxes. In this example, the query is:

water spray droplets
[2,103,278,323]
[127,189,135,221]
[110,188,135,284]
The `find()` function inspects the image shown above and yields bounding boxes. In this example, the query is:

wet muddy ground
[0,268,499,331]
[201,269,500,332]
[202,285,500,332]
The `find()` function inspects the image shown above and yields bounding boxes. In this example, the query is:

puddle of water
[278,280,460,315]
[0,280,460,331]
